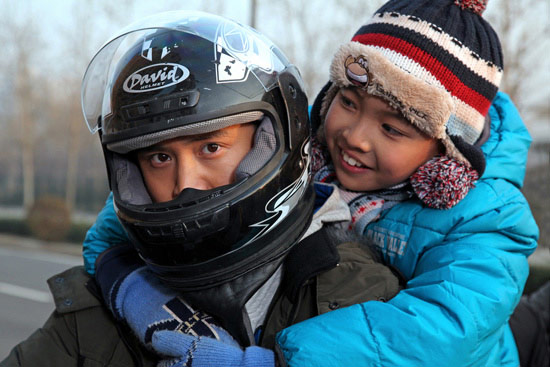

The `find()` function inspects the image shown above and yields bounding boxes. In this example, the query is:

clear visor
[81,10,290,133]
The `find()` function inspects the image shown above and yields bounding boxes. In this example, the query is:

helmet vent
[121,91,200,122]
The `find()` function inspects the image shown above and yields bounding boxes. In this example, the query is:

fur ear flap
[410,156,479,209]
[449,135,486,177]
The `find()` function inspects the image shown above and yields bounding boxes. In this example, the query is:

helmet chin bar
[135,172,315,286]
[167,183,315,347]
[117,182,315,347]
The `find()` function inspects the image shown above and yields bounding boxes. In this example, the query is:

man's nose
[173,158,209,197]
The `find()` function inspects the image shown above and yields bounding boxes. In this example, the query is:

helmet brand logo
[123,63,189,93]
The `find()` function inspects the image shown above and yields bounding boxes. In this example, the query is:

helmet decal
[247,139,311,244]
[123,62,190,93]
[214,18,277,84]
[215,44,249,83]
[141,39,154,61]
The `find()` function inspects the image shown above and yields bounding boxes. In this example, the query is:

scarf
[311,140,412,235]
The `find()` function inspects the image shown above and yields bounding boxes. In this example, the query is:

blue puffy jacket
[275,92,539,366]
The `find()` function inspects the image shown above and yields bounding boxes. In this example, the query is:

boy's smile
[324,88,441,192]
[136,123,256,202]
[341,150,370,171]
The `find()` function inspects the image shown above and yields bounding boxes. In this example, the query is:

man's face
[136,123,256,202]
[324,88,441,191]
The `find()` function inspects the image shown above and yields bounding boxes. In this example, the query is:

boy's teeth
[342,152,364,167]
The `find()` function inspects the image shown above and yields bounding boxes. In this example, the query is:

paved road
[0,227,547,362]
[0,238,82,360]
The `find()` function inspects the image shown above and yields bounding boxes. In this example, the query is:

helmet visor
[81,10,291,133]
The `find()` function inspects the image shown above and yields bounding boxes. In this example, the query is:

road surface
[0,238,82,360]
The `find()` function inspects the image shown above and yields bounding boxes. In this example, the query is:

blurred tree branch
[254,0,384,96]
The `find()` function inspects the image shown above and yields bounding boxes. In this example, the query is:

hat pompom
[454,0,488,15]
[410,156,479,209]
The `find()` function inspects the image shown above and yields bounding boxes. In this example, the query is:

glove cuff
[94,244,143,314]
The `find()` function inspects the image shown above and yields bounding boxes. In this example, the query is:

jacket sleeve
[276,192,537,366]
[82,192,129,275]
[1,312,81,367]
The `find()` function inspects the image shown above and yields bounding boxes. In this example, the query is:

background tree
[1,4,43,212]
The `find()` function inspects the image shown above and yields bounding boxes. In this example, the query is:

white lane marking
[0,282,51,303]
[0,247,82,266]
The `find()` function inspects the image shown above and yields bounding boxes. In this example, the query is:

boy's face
[324,88,441,192]
[136,123,256,202]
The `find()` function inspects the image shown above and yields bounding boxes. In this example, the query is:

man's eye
[151,153,171,163]
[203,143,220,154]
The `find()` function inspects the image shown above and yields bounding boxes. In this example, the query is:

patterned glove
[153,329,275,367]
[95,245,237,349]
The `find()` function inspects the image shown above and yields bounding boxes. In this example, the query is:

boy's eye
[340,94,355,109]
[381,123,404,136]
[202,143,220,154]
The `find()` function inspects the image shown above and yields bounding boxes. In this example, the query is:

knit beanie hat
[312,0,503,209]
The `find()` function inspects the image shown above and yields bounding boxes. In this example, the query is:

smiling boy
[324,88,441,192]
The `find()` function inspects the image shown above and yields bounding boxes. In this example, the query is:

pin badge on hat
[345,55,372,88]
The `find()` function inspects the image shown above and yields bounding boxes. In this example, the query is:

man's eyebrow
[137,129,231,153]
[186,128,230,142]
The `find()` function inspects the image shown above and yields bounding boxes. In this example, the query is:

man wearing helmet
[2,11,400,366]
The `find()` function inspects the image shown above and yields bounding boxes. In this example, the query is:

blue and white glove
[153,329,275,367]
[95,246,237,348]
[95,246,276,366]
[114,267,237,347]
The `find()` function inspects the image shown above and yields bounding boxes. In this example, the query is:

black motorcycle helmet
[81,11,314,290]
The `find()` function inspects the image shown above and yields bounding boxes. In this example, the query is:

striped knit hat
[312,0,503,208]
